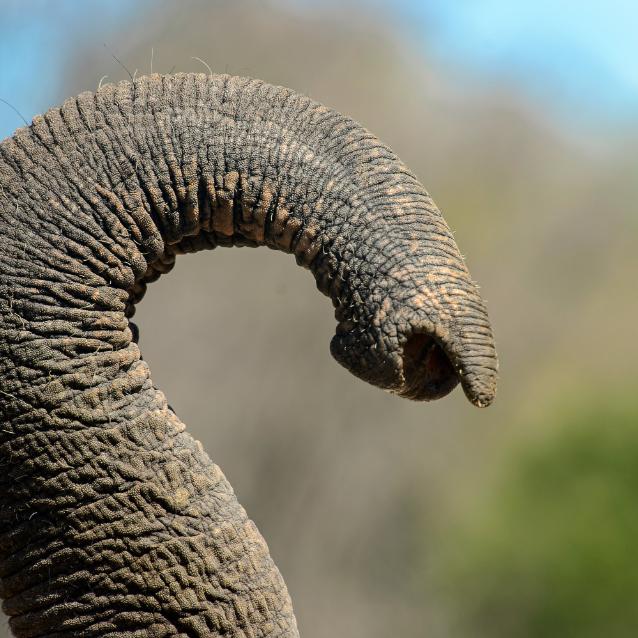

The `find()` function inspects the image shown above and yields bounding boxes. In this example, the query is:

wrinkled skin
[0,74,497,637]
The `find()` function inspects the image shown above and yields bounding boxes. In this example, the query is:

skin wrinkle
[8,151,129,287]
[0,73,496,636]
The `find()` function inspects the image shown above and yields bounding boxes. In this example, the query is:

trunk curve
[0,73,497,636]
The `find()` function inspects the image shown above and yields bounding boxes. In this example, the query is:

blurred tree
[438,395,638,637]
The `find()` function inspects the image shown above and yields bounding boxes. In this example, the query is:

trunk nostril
[401,332,459,401]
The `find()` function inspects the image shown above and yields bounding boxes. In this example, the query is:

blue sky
[0,0,141,139]
[1,0,636,140]
[395,0,638,126]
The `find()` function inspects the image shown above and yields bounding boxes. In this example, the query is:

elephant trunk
[0,73,497,636]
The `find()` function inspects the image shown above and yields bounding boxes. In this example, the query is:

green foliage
[441,397,638,638]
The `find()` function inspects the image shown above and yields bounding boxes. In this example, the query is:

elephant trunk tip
[399,332,460,402]
[331,312,498,408]
[397,326,498,408]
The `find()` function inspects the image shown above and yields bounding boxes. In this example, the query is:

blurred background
[1,1,636,636]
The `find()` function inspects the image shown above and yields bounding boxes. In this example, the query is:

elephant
[0,72,497,637]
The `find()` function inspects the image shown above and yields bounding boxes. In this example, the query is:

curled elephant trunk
[0,73,497,636]
[324,195,497,407]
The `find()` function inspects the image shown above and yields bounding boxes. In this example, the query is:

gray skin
[0,73,497,637]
